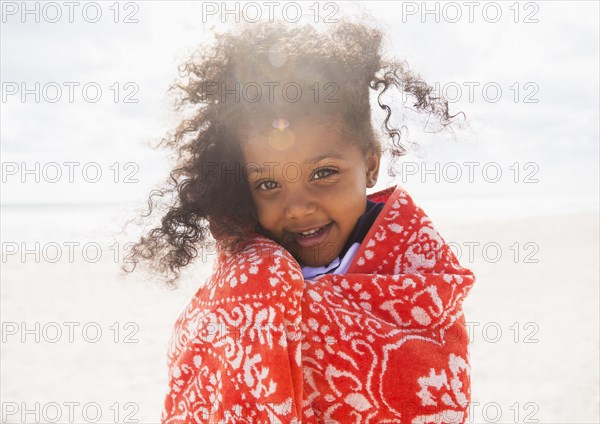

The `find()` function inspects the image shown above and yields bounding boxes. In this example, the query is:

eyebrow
[247,152,346,174]
[305,151,346,164]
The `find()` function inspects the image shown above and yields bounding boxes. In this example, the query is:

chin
[299,257,319,267]
[278,236,338,267]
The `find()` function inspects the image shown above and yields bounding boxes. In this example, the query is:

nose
[284,191,318,220]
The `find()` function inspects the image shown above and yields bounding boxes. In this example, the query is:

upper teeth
[298,227,323,236]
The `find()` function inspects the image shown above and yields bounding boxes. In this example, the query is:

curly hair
[120,18,462,288]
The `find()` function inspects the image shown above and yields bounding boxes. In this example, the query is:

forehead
[240,118,355,163]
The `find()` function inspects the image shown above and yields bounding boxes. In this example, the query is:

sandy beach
[1,210,598,423]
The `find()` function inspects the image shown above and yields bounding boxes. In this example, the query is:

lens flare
[272,118,289,130]
[268,120,294,150]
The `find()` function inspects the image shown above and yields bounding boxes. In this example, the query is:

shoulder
[218,234,302,272]
[212,234,304,297]
[366,184,428,238]
[350,185,440,273]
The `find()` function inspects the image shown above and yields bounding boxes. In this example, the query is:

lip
[289,222,333,248]
[289,222,332,234]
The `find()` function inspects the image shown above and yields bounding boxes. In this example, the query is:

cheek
[253,199,278,230]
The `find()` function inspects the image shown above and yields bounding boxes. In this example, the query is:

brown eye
[313,168,338,180]
[256,181,278,191]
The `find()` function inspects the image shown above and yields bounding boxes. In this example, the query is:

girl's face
[240,118,380,267]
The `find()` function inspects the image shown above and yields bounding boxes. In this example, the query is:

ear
[365,150,381,188]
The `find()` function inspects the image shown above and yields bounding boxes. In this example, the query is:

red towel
[162,185,476,423]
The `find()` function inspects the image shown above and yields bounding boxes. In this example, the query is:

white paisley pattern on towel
[161,184,476,424]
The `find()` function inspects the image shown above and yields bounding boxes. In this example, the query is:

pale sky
[1,1,599,222]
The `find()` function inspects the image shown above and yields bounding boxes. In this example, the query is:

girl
[123,18,476,424]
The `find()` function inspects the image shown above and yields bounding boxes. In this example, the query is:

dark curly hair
[120,18,462,288]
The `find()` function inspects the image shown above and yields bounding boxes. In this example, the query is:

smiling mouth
[293,224,329,237]
[288,222,333,248]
